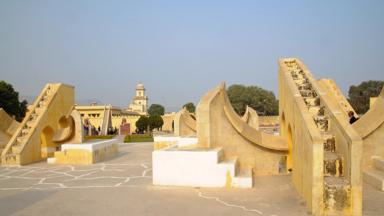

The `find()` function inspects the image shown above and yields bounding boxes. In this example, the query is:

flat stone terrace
[0,142,382,216]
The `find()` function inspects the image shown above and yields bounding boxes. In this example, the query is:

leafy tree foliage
[183,102,196,113]
[135,116,149,133]
[348,80,384,114]
[0,81,27,121]
[148,115,164,131]
[148,104,165,116]
[227,84,278,116]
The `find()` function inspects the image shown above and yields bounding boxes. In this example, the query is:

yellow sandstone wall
[174,108,196,137]
[279,59,362,216]
[1,83,76,165]
[353,87,384,168]
[196,83,287,175]
[161,113,175,132]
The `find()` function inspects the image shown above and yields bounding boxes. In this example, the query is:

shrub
[124,134,154,143]
[84,135,115,140]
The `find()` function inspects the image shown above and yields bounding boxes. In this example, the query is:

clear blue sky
[1,0,383,112]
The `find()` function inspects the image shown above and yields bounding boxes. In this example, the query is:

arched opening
[286,124,293,173]
[40,126,55,158]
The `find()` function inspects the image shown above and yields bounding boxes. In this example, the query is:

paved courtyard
[0,142,383,216]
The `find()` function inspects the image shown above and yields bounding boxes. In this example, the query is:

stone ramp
[1,83,76,165]
[279,58,362,215]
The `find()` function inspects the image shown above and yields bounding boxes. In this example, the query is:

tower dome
[136,83,145,90]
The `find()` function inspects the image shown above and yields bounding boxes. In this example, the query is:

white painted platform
[152,147,252,188]
[60,139,119,151]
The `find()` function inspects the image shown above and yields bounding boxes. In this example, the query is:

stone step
[303,97,319,107]
[323,136,336,152]
[297,83,312,91]
[218,157,238,177]
[16,136,25,144]
[26,119,37,128]
[364,168,384,191]
[11,145,22,153]
[232,168,253,188]
[372,156,384,172]
[300,90,317,98]
[324,152,343,177]
[4,153,19,164]
[313,116,329,131]
[324,177,350,212]
[21,128,30,135]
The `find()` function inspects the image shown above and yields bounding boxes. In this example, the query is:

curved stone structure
[352,87,384,168]
[174,107,196,137]
[196,82,287,175]
[52,109,84,144]
[0,109,19,155]
[241,106,259,130]
[1,83,82,165]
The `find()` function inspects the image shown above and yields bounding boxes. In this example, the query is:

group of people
[83,124,101,136]
[83,124,118,136]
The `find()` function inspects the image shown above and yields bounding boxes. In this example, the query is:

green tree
[135,116,149,133]
[148,104,165,116]
[148,115,164,131]
[183,102,196,113]
[227,84,278,116]
[0,81,28,122]
[348,80,384,114]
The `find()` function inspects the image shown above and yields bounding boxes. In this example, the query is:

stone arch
[40,126,55,158]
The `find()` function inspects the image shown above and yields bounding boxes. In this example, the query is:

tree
[135,116,149,133]
[0,81,28,122]
[148,104,165,116]
[348,80,384,114]
[183,102,196,113]
[148,115,164,131]
[227,84,278,116]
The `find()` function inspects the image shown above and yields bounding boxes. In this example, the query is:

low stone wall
[48,139,119,165]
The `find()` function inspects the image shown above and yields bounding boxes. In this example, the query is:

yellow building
[75,104,141,135]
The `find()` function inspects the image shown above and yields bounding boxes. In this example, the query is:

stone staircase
[1,85,55,165]
[153,147,253,188]
[288,62,350,214]
[364,156,384,191]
